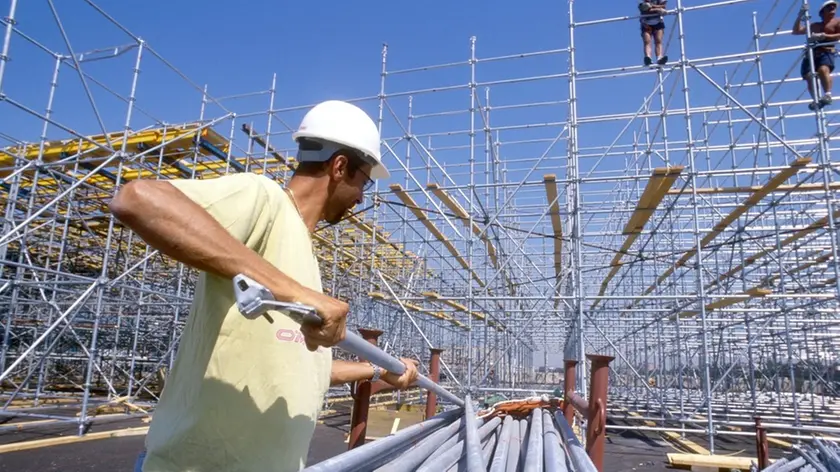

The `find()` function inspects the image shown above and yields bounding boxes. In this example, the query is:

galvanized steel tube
[524,407,544,471]
[481,431,498,468]
[489,415,515,472]
[302,408,462,472]
[463,395,485,472]
[233,275,465,408]
[543,410,569,472]
[376,416,465,471]
[553,410,597,472]
[505,417,522,472]
[416,416,502,472]
[519,418,529,466]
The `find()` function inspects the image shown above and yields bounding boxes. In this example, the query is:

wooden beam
[628,158,812,309]
[591,166,684,309]
[543,174,564,281]
[389,184,485,288]
[672,287,771,320]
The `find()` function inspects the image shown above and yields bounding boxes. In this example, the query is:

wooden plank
[672,287,771,320]
[667,453,771,469]
[627,158,813,309]
[626,411,710,455]
[0,426,149,454]
[592,166,684,309]
[390,184,485,288]
[543,175,564,281]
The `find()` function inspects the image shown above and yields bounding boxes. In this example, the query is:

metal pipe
[554,410,597,472]
[463,395,485,472]
[375,415,464,472]
[505,417,522,472]
[585,354,613,471]
[488,415,514,472]
[480,430,498,469]
[524,407,544,471]
[232,274,464,407]
[543,410,569,472]
[301,407,462,472]
[518,418,529,468]
[416,416,502,472]
[569,392,590,418]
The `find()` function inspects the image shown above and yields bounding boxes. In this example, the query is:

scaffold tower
[1,0,839,454]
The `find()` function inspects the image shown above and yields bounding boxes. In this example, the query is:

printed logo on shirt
[276,328,306,344]
[275,328,326,352]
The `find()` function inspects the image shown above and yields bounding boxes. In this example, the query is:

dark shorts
[801,50,835,78]
[641,21,665,35]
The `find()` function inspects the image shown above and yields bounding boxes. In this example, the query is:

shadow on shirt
[138,377,316,472]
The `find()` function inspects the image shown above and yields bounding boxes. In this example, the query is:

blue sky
[2,0,816,163]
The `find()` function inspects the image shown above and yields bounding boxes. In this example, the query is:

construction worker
[110,99,420,472]
[639,1,669,66]
[793,1,839,110]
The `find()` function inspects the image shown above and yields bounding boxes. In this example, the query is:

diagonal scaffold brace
[232,273,465,408]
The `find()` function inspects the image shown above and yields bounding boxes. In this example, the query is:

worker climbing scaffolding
[793,0,839,110]
[639,0,669,66]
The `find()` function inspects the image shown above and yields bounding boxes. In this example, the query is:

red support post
[347,328,383,450]
[585,354,614,472]
[563,359,578,425]
[425,348,443,419]
[754,416,769,470]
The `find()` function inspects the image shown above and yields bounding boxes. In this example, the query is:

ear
[329,154,350,181]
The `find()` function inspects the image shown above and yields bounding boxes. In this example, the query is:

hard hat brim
[369,161,390,180]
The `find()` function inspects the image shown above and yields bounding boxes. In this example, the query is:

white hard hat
[292,100,389,180]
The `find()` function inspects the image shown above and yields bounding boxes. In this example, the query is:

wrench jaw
[232,274,323,325]
[233,274,275,320]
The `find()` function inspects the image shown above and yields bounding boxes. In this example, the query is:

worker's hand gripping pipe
[232,274,465,407]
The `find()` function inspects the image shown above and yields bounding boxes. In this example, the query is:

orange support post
[585,354,614,472]
[347,328,383,450]
[425,348,443,419]
[563,359,578,425]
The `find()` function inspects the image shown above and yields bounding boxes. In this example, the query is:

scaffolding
[0,0,839,454]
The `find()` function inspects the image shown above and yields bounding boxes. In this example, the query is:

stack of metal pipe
[756,437,840,471]
[302,395,598,472]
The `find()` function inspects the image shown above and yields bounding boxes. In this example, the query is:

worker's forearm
[109,180,311,304]
[330,359,378,386]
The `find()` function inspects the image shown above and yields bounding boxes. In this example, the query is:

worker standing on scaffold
[639,0,669,66]
[793,1,839,110]
[110,99,420,472]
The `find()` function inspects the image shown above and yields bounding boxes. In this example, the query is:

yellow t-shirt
[140,172,333,472]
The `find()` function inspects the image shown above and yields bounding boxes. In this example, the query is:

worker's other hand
[382,358,420,390]
[298,292,348,352]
